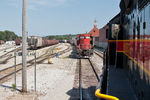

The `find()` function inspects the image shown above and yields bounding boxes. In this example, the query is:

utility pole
[22,0,27,92]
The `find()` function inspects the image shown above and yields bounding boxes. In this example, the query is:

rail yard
[0,43,103,100]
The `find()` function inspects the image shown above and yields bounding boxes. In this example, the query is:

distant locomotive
[76,34,94,58]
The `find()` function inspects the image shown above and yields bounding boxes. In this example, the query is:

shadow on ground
[66,86,97,100]
[0,84,22,92]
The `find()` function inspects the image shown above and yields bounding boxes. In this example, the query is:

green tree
[0,30,18,41]
[0,31,6,41]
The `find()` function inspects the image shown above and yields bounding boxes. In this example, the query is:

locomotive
[76,34,94,58]
[104,0,150,99]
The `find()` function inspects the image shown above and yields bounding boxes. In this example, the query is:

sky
[0,0,120,36]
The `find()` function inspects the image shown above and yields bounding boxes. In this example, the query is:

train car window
[137,18,140,39]
[106,29,109,38]
[85,37,90,39]
[80,36,84,39]
[90,36,93,45]
[143,22,146,29]
[133,22,136,39]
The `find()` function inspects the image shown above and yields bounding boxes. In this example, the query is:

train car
[28,36,43,49]
[104,0,150,100]
[28,36,59,49]
[47,39,50,46]
[70,36,76,45]
[15,38,21,45]
[53,39,59,45]
[0,40,4,45]
[76,34,94,58]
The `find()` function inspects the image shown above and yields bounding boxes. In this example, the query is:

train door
[76,37,80,48]
[90,36,94,49]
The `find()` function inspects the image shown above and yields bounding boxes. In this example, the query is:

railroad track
[79,58,101,100]
[0,47,21,64]
[0,44,61,64]
[78,50,104,100]
[0,44,72,83]
[94,49,103,58]
[0,47,21,59]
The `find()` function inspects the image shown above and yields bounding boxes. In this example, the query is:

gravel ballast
[0,44,78,100]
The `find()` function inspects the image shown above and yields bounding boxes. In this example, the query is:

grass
[12,84,16,90]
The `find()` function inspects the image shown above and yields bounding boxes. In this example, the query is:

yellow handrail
[95,89,119,100]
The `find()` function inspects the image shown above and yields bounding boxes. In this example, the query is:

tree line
[0,30,76,41]
[0,30,19,41]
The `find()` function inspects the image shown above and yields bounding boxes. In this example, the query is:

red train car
[0,40,4,45]
[47,40,50,46]
[15,38,21,45]
[76,34,94,58]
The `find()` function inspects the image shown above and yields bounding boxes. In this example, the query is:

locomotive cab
[76,34,94,58]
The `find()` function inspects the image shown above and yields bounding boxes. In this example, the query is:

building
[88,19,100,47]
[88,19,100,37]
[98,25,108,49]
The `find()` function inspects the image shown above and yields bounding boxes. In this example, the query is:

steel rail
[0,44,61,72]
[79,57,101,100]
[0,47,21,59]
[88,58,100,81]
[94,50,103,58]
[0,43,61,64]
[79,58,83,100]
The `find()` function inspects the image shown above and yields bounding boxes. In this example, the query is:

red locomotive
[76,34,94,58]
